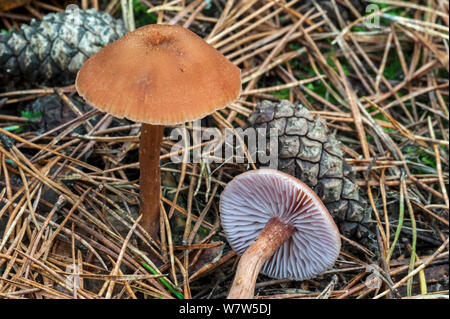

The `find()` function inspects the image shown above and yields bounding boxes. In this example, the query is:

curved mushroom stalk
[228,218,294,299]
[220,169,342,299]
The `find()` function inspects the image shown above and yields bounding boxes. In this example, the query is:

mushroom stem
[228,217,294,299]
[139,123,164,238]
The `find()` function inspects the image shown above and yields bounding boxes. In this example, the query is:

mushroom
[219,169,341,299]
[76,24,241,238]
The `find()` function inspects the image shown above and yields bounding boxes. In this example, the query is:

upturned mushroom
[220,169,341,299]
[76,24,241,238]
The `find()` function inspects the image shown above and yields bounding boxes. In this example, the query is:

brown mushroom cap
[76,24,241,125]
[220,169,341,280]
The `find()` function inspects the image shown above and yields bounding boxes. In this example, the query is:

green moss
[383,53,404,81]
[382,127,396,133]
[268,81,291,99]
[305,81,339,105]
[288,42,302,50]
[405,146,437,173]
[351,26,368,32]
[269,88,290,99]
[21,110,43,119]
[133,0,157,27]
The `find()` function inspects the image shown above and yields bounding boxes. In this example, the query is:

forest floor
[0,0,448,299]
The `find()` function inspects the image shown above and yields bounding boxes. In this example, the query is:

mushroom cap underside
[220,169,341,280]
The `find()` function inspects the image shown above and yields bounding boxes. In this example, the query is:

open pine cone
[0,8,126,89]
[249,100,371,240]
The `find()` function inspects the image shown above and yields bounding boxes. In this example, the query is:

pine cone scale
[249,100,370,239]
[0,9,126,89]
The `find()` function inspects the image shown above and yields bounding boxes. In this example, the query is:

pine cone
[0,9,126,89]
[249,100,371,240]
